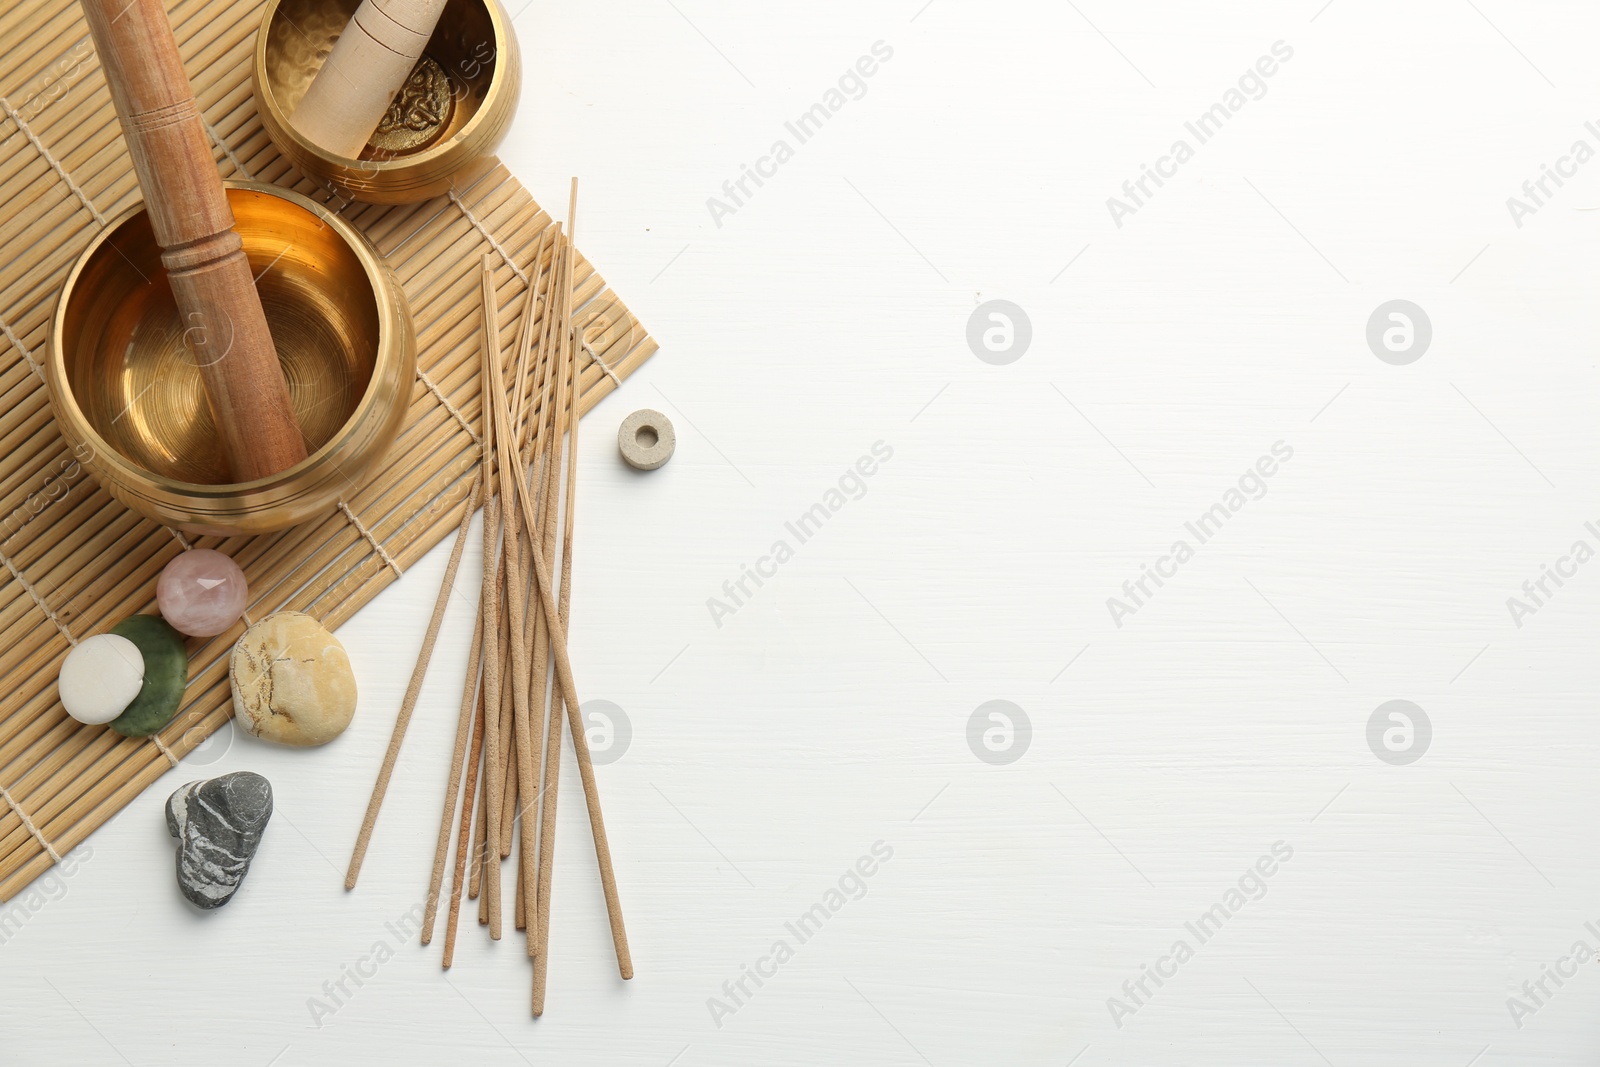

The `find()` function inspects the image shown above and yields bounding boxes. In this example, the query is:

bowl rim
[48,180,404,499]
[254,0,515,174]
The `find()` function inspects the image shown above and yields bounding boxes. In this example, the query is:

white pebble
[59,633,145,725]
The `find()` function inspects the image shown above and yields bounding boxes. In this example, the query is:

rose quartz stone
[157,549,248,637]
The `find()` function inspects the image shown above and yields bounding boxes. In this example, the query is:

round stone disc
[618,409,675,470]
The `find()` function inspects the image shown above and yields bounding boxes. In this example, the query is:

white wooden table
[6,1,1599,1063]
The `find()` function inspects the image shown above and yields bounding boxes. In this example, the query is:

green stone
[108,615,188,737]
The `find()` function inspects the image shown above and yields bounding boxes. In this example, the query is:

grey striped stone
[165,771,273,909]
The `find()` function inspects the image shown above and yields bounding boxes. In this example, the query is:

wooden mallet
[80,0,307,482]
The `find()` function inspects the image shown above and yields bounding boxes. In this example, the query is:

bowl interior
[262,0,501,161]
[60,187,379,486]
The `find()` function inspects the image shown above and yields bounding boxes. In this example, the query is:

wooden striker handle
[80,0,307,482]
[290,0,451,160]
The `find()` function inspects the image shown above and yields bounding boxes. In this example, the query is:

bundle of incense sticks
[346,180,631,1015]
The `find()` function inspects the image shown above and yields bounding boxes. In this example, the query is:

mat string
[418,368,482,446]
[0,782,61,863]
[202,115,254,181]
[338,501,403,578]
[583,338,623,388]
[148,735,179,769]
[0,548,75,646]
[0,313,44,381]
[1,95,105,227]
[449,188,531,286]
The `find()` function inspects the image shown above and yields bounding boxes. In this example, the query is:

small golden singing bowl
[254,0,521,205]
[47,183,415,537]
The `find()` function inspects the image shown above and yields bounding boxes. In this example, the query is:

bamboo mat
[0,0,658,902]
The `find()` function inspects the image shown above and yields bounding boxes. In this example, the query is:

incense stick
[522,232,570,954]
[483,255,554,964]
[477,255,506,939]
[496,238,554,860]
[533,178,584,1013]
[515,273,563,946]
[522,238,571,868]
[494,184,634,984]
[514,842,527,931]
[498,225,560,868]
[442,669,487,969]
[484,253,601,902]
[422,586,484,943]
[425,358,495,942]
[510,226,552,454]
[346,478,481,890]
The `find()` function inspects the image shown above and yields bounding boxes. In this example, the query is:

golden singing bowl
[47,183,415,537]
[254,0,521,205]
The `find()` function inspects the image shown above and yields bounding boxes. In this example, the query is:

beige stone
[230,610,357,746]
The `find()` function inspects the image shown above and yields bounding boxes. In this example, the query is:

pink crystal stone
[157,549,248,637]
